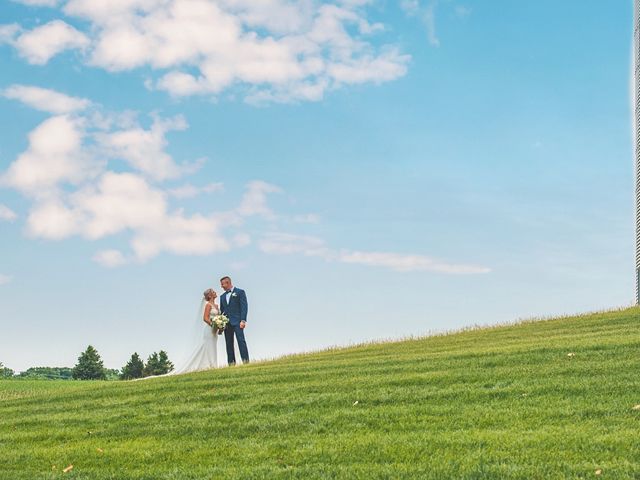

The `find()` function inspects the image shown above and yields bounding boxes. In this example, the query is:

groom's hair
[220,276,231,282]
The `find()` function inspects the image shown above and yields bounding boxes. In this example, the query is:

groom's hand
[240,321,246,329]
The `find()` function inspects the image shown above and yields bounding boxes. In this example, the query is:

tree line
[0,346,174,381]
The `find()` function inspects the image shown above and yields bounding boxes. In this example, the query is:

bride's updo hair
[203,288,216,301]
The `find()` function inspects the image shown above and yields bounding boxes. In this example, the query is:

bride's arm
[203,303,212,326]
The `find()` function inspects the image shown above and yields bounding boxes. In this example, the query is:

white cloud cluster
[92,249,127,268]
[0,204,18,221]
[1,85,282,265]
[293,213,320,224]
[0,115,94,197]
[259,233,490,274]
[0,24,21,44]
[2,86,488,274]
[167,182,223,199]
[22,169,236,261]
[401,0,439,47]
[1,20,89,65]
[0,88,203,197]
[1,0,410,103]
[20,167,276,263]
[237,181,282,218]
[94,114,198,181]
[260,232,330,257]
[338,250,489,274]
[11,0,60,6]
[2,84,91,114]
[0,274,12,285]
[400,1,471,47]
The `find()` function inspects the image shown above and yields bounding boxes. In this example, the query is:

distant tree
[0,362,14,378]
[143,350,174,377]
[19,367,73,380]
[120,353,144,380]
[72,346,107,380]
[156,351,174,374]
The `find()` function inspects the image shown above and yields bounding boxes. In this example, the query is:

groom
[219,276,249,365]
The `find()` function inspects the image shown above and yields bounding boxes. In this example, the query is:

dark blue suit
[220,287,249,364]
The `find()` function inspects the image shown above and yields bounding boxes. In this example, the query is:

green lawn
[2,307,640,479]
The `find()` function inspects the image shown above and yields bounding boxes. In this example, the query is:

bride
[134,289,220,380]
[172,288,221,374]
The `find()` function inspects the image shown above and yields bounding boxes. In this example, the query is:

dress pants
[224,323,249,365]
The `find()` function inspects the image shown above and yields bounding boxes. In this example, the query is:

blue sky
[0,0,633,372]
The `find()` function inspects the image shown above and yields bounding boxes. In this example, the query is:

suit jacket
[220,288,248,326]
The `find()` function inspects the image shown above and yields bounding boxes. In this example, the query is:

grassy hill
[2,307,640,479]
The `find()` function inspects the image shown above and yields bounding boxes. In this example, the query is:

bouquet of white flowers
[211,313,229,334]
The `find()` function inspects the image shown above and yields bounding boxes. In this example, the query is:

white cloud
[0,274,12,285]
[11,0,59,6]
[402,0,475,47]
[3,84,91,114]
[93,249,127,268]
[129,210,230,261]
[0,86,478,274]
[259,232,330,257]
[232,232,251,247]
[18,176,277,265]
[25,171,232,261]
[0,205,17,222]
[237,180,282,218]
[1,90,202,201]
[219,0,314,35]
[293,213,320,224]
[327,47,409,84]
[401,2,469,46]
[0,115,96,196]
[168,182,224,199]
[422,2,440,47]
[3,0,410,103]
[14,20,89,65]
[72,171,229,260]
[259,233,490,274]
[95,114,196,181]
[0,24,21,44]
[70,172,169,239]
[156,72,208,97]
[400,0,420,15]
[26,199,82,239]
[0,93,260,265]
[337,250,490,274]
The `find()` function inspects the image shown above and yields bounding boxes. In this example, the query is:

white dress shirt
[224,287,234,305]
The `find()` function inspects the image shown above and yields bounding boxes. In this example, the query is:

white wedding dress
[135,300,219,380]
[172,300,220,374]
